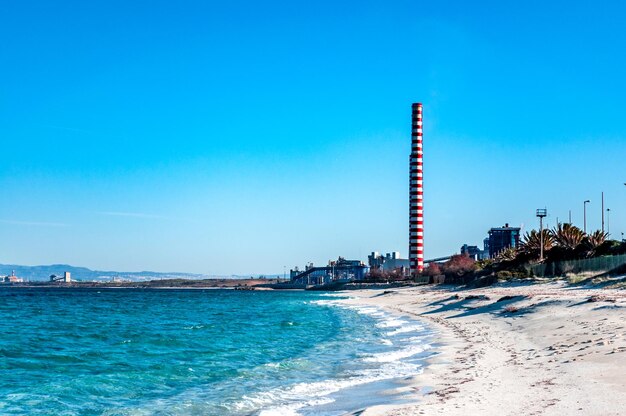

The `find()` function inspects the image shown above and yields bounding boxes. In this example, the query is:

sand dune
[345,281,626,416]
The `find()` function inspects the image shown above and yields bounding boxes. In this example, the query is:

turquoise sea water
[0,288,434,415]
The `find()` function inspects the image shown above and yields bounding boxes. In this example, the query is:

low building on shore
[368,251,410,275]
[3,271,23,283]
[49,272,72,283]
[460,244,489,261]
[290,257,368,286]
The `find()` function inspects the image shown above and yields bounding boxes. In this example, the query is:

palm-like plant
[519,229,554,259]
[552,223,585,250]
[585,230,608,247]
[495,246,517,262]
[582,230,609,256]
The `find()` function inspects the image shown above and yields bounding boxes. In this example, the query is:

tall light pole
[606,208,611,237]
[601,192,605,233]
[583,200,590,234]
[536,208,547,261]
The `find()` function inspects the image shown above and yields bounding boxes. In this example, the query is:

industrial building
[49,272,72,283]
[487,224,521,258]
[368,251,410,273]
[290,257,368,286]
[2,271,23,283]
[460,244,488,261]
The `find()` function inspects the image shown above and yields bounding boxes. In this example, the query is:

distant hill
[0,264,215,282]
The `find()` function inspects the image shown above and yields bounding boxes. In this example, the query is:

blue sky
[1,0,625,275]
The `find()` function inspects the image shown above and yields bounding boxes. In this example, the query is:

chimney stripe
[409,102,424,274]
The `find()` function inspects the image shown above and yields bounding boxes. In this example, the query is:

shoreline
[0,281,280,290]
[342,282,626,416]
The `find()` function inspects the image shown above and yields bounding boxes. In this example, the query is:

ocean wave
[132,297,431,416]
[233,360,424,415]
[182,324,205,330]
[257,397,334,416]
[375,318,408,328]
[310,301,388,320]
[386,324,423,336]
[317,293,351,298]
[362,344,431,363]
[307,299,336,306]
[262,358,310,371]
[247,294,434,415]
[354,307,383,315]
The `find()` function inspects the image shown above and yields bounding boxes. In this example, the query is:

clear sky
[1,0,626,275]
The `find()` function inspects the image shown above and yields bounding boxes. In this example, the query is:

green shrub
[496,270,513,279]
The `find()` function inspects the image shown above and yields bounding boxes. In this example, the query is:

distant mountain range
[0,264,264,282]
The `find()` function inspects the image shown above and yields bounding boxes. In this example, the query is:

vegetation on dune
[515,224,615,263]
[366,267,407,282]
[552,223,585,251]
[518,229,554,260]
[441,254,476,276]
[583,230,609,256]
[411,224,626,285]
[422,262,441,277]
[495,247,517,262]
[364,223,625,285]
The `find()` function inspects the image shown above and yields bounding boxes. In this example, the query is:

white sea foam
[360,360,423,380]
[307,299,336,306]
[182,324,205,330]
[258,408,301,416]
[311,301,391,321]
[256,294,434,415]
[133,299,434,416]
[257,396,334,416]
[375,318,407,328]
[386,324,423,336]
[235,360,424,415]
[318,293,351,298]
[408,335,429,342]
[362,344,431,363]
[355,307,381,315]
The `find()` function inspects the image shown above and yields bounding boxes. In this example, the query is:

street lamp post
[583,200,590,234]
[601,192,605,233]
[606,208,611,237]
[536,208,547,261]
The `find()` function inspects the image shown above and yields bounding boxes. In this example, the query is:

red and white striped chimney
[409,103,424,275]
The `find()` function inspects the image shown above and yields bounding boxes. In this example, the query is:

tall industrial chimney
[409,103,424,275]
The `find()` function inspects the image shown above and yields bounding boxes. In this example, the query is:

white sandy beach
[342,282,626,416]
